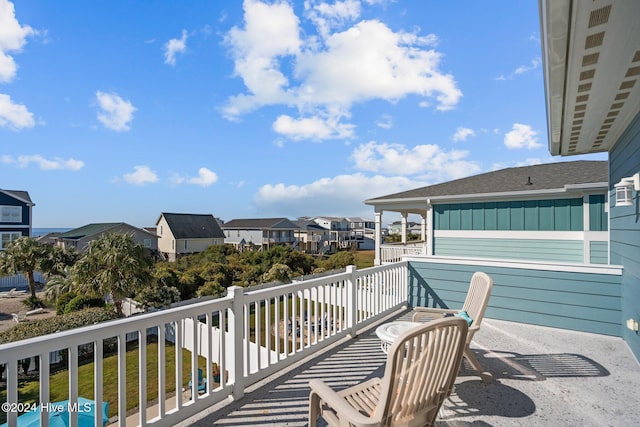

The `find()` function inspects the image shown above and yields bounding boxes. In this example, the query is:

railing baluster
[158,324,166,418]
[94,340,103,427]
[139,329,147,426]
[206,312,212,393]
[69,345,78,427]
[219,309,226,388]
[118,333,127,427]
[191,316,198,401]
[175,320,183,411]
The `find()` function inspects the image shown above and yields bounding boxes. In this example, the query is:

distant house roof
[222,218,300,230]
[1,189,34,205]
[292,219,327,232]
[57,223,125,240]
[159,213,225,239]
[366,161,608,204]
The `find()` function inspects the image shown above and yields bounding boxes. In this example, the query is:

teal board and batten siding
[407,259,622,336]
[434,237,584,263]
[609,110,640,361]
[434,199,588,231]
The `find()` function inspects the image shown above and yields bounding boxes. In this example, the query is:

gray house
[55,223,158,253]
[222,218,299,251]
[156,213,225,261]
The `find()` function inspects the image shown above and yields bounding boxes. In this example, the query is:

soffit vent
[620,80,636,90]
[633,50,640,62]
[578,83,592,92]
[580,69,596,80]
[585,32,605,49]
[589,5,612,28]
[625,66,640,77]
[615,92,630,100]
[576,94,589,102]
[582,53,600,66]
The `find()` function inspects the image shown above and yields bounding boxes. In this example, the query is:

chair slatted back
[462,272,493,332]
[377,317,468,427]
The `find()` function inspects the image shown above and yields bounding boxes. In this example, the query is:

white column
[420,214,427,241]
[426,201,433,256]
[401,212,408,244]
[374,211,382,266]
[583,194,590,264]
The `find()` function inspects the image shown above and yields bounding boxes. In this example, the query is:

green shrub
[22,296,45,310]
[63,295,105,314]
[0,308,118,345]
[56,292,77,315]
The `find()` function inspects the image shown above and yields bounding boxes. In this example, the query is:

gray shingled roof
[222,218,299,230]
[57,223,124,240]
[2,189,33,205]
[161,213,225,239]
[366,161,608,202]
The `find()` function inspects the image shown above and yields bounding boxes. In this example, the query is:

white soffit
[541,0,640,156]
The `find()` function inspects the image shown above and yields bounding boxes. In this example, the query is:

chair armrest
[309,379,379,427]
[412,307,457,322]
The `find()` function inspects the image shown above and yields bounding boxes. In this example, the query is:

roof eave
[365,182,608,206]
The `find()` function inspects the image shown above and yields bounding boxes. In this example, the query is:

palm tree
[70,233,153,316]
[0,236,48,298]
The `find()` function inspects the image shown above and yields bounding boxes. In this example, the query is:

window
[184,240,188,250]
[1,206,22,223]
[143,239,151,248]
[1,232,21,249]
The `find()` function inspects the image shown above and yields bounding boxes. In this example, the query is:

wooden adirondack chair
[412,271,494,382]
[309,317,468,427]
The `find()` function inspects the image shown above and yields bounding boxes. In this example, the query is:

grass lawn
[1,342,208,422]
[355,250,375,269]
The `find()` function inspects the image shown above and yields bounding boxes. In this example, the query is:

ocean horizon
[31,228,72,237]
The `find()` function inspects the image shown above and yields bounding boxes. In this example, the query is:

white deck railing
[0,262,407,427]
[380,243,426,263]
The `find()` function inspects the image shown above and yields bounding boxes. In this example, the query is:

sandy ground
[0,290,56,333]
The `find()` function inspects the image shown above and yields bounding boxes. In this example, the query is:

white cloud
[123,165,158,185]
[164,29,188,66]
[171,167,219,187]
[305,0,361,38]
[452,127,475,142]
[1,154,84,171]
[496,57,541,80]
[255,173,425,218]
[222,0,301,117]
[273,114,355,140]
[0,0,35,83]
[95,91,136,132]
[375,114,393,129]
[187,167,218,187]
[223,1,461,140]
[351,141,480,180]
[0,93,34,129]
[504,123,542,149]
[491,157,550,171]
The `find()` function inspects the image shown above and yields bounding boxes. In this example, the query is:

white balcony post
[401,212,408,244]
[227,286,246,400]
[374,211,382,265]
[346,265,357,337]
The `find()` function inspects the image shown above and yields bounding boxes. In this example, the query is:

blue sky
[1,0,605,228]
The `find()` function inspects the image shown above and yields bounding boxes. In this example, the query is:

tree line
[0,233,358,317]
